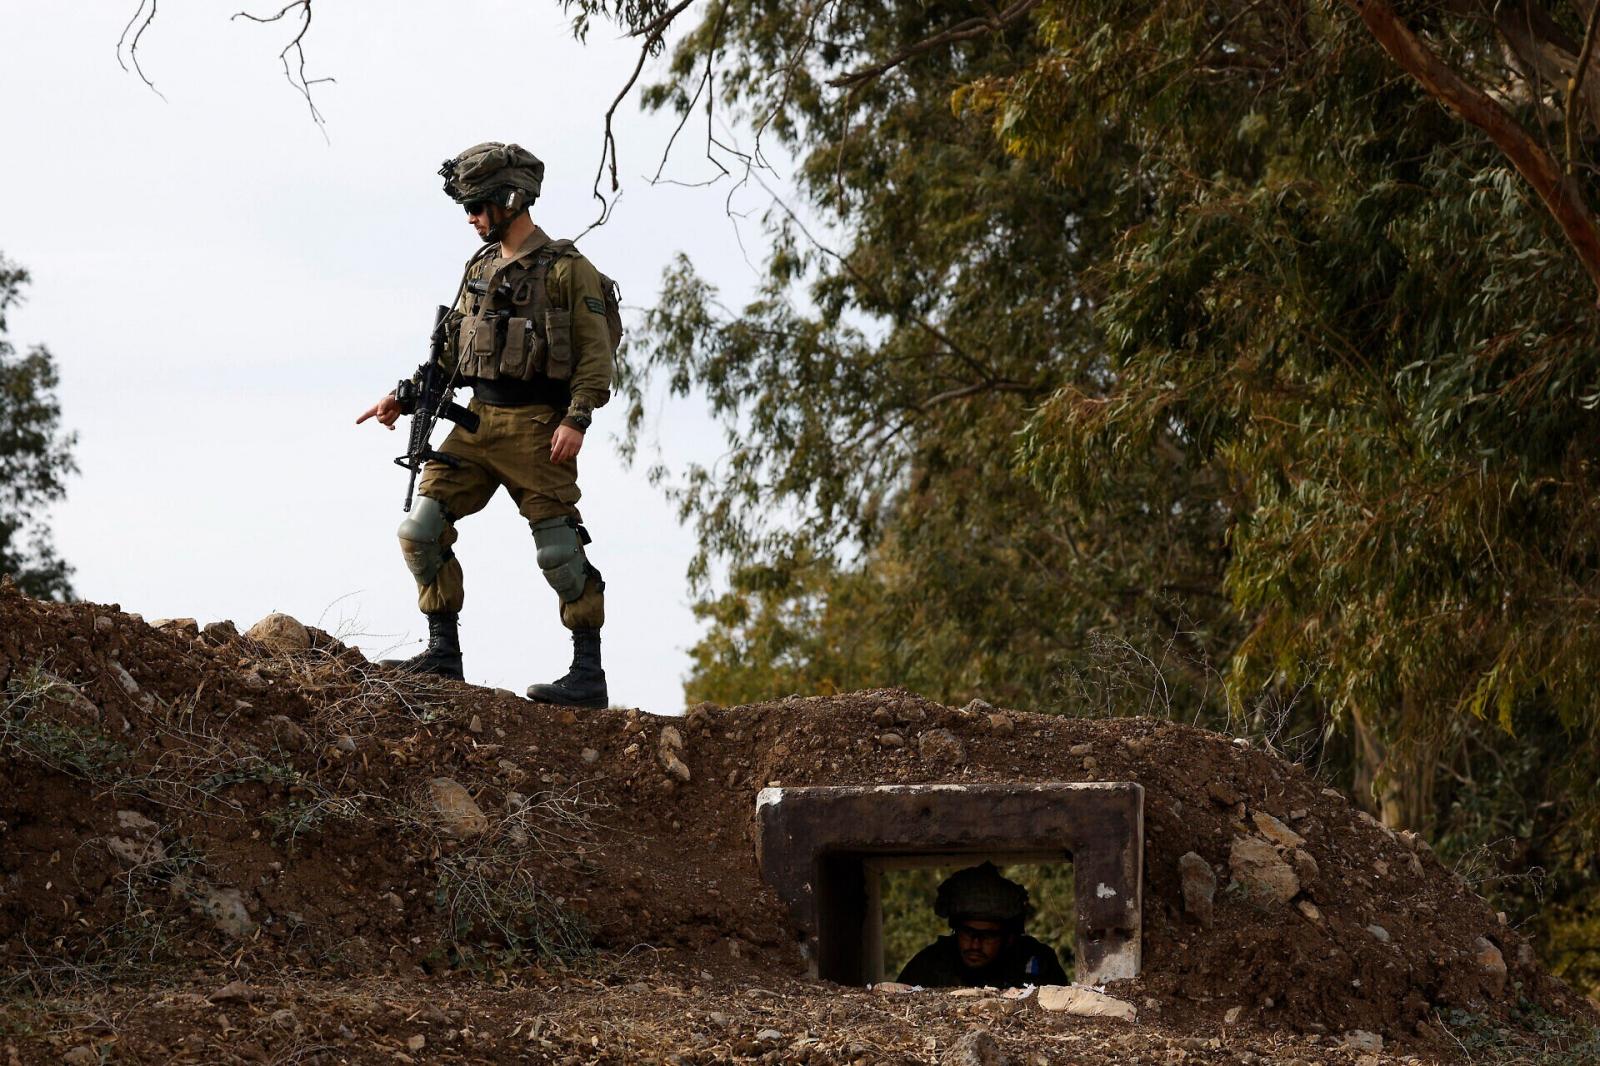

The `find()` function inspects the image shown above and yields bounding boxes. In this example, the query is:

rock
[106,835,165,866]
[873,982,915,994]
[62,1047,98,1065]
[877,732,906,748]
[1474,936,1508,996]
[116,809,158,833]
[986,713,1014,737]
[1224,1006,1244,1024]
[1069,743,1093,756]
[871,707,894,726]
[154,617,199,638]
[1206,780,1240,806]
[1297,899,1323,923]
[202,619,240,644]
[245,612,311,654]
[209,980,260,1003]
[917,728,967,766]
[1251,810,1305,848]
[1366,924,1390,943]
[407,1034,426,1051]
[661,749,692,782]
[660,725,685,752]
[93,615,115,634]
[755,1029,783,1042]
[1291,848,1320,888]
[428,777,488,838]
[335,735,357,753]
[267,715,309,751]
[1228,835,1299,904]
[468,715,483,734]
[963,698,994,716]
[1037,985,1137,1021]
[896,700,927,725]
[108,661,140,696]
[941,1028,1010,1066]
[581,747,599,764]
[1344,1030,1383,1052]
[1179,851,1216,927]
[191,884,256,938]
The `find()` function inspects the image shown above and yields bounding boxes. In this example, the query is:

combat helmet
[439,142,545,239]
[934,862,1031,928]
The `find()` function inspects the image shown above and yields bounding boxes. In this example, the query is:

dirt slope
[0,581,1595,1064]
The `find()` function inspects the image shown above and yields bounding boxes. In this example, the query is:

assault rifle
[393,304,480,512]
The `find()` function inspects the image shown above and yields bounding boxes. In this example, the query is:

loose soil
[0,581,1595,1064]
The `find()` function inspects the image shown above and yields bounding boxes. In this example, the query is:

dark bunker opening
[756,783,1143,987]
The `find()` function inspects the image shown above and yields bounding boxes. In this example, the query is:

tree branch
[116,0,168,101]
[231,0,333,131]
[827,0,1042,89]
[1348,0,1600,302]
[1567,0,1600,173]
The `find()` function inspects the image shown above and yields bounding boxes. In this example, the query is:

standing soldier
[358,142,616,709]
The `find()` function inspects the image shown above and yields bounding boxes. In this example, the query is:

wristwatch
[565,411,592,432]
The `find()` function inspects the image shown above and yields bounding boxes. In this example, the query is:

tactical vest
[452,239,622,386]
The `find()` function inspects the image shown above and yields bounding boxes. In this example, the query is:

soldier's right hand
[356,392,402,430]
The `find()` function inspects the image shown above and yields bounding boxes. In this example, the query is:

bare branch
[1347,0,1600,302]
[827,0,1043,89]
[232,0,334,132]
[1567,0,1600,173]
[116,0,168,101]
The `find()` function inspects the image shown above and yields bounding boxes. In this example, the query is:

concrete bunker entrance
[757,783,1143,987]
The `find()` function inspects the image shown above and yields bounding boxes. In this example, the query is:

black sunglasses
[463,200,491,216]
[954,924,1007,942]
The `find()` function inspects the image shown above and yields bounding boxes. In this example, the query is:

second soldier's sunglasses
[463,200,490,216]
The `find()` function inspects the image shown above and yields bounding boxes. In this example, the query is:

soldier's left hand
[550,424,585,463]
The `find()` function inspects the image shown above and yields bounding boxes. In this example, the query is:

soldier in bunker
[896,862,1070,988]
[358,142,617,709]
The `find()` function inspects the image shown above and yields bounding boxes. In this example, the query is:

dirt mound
[0,581,1594,1062]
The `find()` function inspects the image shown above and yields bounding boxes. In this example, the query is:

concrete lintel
[757,782,1143,986]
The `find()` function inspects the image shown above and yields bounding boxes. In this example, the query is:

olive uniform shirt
[895,934,1070,989]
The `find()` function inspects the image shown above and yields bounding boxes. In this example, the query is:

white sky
[0,1,786,712]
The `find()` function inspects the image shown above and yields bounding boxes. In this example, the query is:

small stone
[1288,808,1309,820]
[963,698,994,716]
[1251,811,1305,849]
[1343,1030,1383,1052]
[1206,780,1240,806]
[1224,1006,1244,1024]
[877,732,905,748]
[1179,851,1216,928]
[941,1027,1010,1066]
[1069,743,1093,756]
[661,750,692,782]
[1037,985,1136,1021]
[581,747,599,764]
[108,661,140,697]
[106,835,165,866]
[1366,924,1390,943]
[335,735,357,753]
[557,709,578,726]
[63,1047,98,1065]
[1228,835,1299,904]
[1474,936,1508,996]
[1296,899,1322,923]
[755,1029,783,1042]
[871,707,894,726]
[468,715,483,734]
[660,725,685,752]
[245,612,311,654]
[116,809,158,833]
[1291,848,1319,888]
[93,615,115,634]
[191,885,256,938]
[268,715,309,751]
[407,1034,426,1051]
[986,713,1014,737]
[428,777,488,838]
[202,619,240,644]
[208,980,258,1003]
[154,617,200,638]
[917,728,967,766]
[1081,756,1098,771]
[873,982,915,994]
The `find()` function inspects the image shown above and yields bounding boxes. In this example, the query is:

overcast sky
[1,2,787,712]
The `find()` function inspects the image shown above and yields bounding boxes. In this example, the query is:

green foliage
[0,254,76,600]
[578,0,1600,996]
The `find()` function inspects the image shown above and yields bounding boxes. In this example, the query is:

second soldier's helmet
[934,862,1031,927]
[439,142,545,211]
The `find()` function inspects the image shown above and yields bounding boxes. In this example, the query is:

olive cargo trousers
[409,400,605,630]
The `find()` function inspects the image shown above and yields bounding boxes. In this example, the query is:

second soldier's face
[467,202,497,241]
[955,921,1010,969]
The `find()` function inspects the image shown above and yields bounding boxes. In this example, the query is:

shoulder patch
[584,296,607,315]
